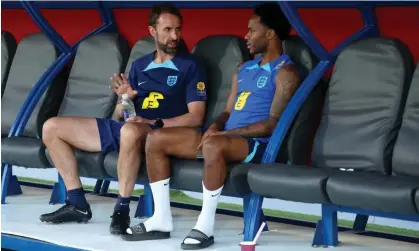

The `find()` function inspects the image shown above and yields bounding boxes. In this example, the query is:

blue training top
[128,51,207,120]
[224,53,294,142]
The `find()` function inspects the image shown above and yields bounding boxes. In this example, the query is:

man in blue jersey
[39,3,207,235]
[121,2,302,249]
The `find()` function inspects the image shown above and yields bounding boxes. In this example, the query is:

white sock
[184,183,223,244]
[142,178,173,232]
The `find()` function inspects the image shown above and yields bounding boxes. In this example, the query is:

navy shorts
[243,138,268,164]
[96,118,158,153]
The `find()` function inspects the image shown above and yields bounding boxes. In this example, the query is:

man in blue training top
[121,2,302,249]
[39,3,207,235]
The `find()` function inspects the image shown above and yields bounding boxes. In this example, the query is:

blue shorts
[96,118,158,153]
[195,137,267,163]
[243,138,268,164]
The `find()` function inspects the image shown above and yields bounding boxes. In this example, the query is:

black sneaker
[40,203,92,223]
[110,211,130,235]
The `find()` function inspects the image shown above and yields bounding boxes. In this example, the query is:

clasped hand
[197,126,229,150]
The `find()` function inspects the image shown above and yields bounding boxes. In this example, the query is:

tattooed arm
[220,64,301,138]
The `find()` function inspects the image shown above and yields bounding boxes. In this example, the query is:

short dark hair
[253,3,291,40]
[149,3,183,27]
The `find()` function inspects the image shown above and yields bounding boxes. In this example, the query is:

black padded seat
[104,152,148,183]
[283,35,317,78]
[392,63,419,177]
[326,171,419,214]
[1,33,66,169]
[317,39,416,214]
[393,62,419,212]
[73,151,114,178]
[248,164,332,204]
[322,42,416,214]
[45,32,130,177]
[311,38,414,174]
[248,38,416,215]
[2,137,50,168]
[170,160,253,195]
[1,31,17,97]
[278,35,325,165]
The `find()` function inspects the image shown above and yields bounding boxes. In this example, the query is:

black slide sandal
[121,223,170,241]
[181,229,215,250]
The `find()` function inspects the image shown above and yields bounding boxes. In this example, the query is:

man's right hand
[197,125,219,150]
[110,73,137,99]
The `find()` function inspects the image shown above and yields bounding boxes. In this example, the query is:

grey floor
[12,166,419,231]
[2,186,418,251]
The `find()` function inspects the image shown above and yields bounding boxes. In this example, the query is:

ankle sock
[114,195,131,213]
[66,187,89,210]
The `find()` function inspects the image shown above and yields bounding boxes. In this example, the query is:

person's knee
[42,117,60,143]
[120,123,148,143]
[202,135,225,157]
[145,129,166,152]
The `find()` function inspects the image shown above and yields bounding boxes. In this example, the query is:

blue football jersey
[127,52,207,120]
[224,53,294,142]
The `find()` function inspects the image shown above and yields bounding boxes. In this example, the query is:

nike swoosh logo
[211,192,221,197]
[138,81,147,86]
[164,183,169,186]
[76,209,89,215]
[238,79,244,83]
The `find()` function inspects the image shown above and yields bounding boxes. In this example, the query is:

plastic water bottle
[121,94,136,121]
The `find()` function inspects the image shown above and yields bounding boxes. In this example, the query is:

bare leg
[40,116,102,223]
[117,122,152,197]
[123,127,202,239]
[146,127,202,182]
[183,135,249,246]
[42,117,101,190]
[201,135,249,190]
[110,122,152,235]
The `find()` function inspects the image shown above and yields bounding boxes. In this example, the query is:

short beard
[156,34,178,55]
[158,41,178,55]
